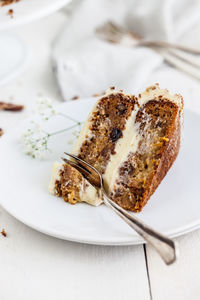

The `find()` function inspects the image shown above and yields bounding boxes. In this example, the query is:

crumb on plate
[1,229,7,237]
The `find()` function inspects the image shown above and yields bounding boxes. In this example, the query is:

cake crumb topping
[7,8,13,17]
[71,96,79,101]
[1,229,7,237]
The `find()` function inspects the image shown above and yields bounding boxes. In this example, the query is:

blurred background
[0,0,200,121]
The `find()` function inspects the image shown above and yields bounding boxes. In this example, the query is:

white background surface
[1,9,200,300]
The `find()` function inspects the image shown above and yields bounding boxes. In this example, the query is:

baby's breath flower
[21,122,50,159]
[21,97,84,160]
[37,97,57,120]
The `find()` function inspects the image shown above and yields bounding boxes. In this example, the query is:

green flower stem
[58,112,83,125]
[47,124,79,137]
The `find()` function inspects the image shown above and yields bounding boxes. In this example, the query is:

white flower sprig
[37,97,57,120]
[22,122,50,159]
[21,98,83,160]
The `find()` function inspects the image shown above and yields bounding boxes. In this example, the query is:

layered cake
[49,84,183,212]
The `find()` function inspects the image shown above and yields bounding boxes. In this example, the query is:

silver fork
[62,152,178,265]
[96,21,200,55]
[96,21,200,80]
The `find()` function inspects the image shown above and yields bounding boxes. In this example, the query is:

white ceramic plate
[0,32,30,85]
[0,0,71,30]
[0,0,71,85]
[0,98,200,245]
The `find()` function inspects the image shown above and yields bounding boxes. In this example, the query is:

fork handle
[103,192,178,265]
[156,47,200,81]
[139,40,200,55]
[126,34,200,76]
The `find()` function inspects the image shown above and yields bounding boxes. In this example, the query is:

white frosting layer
[79,182,103,206]
[138,84,183,108]
[103,108,140,193]
[72,100,98,155]
[49,162,64,195]
[49,162,102,206]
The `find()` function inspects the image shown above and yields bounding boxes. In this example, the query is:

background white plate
[0,0,71,86]
[0,0,71,31]
[0,98,200,245]
[0,32,30,85]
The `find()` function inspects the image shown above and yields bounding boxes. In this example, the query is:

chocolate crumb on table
[0,101,24,112]
[0,128,3,137]
[71,96,79,100]
[1,229,7,237]
[7,8,13,17]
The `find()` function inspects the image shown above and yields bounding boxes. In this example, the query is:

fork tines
[62,152,101,188]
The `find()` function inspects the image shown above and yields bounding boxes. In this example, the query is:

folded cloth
[52,0,200,101]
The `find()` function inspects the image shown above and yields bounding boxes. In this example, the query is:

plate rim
[1,202,200,245]
[0,0,72,31]
[0,32,30,86]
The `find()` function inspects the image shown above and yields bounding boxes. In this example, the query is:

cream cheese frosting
[49,162,64,195]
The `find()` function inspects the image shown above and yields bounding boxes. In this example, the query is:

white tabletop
[1,11,200,300]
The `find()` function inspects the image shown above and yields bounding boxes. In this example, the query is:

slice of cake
[49,84,183,212]
[108,85,183,211]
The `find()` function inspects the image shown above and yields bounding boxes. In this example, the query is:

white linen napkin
[52,0,200,101]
